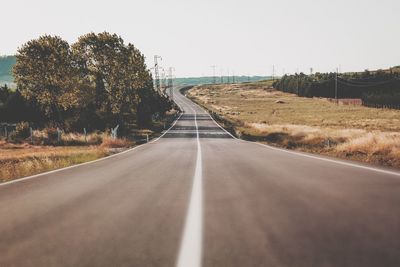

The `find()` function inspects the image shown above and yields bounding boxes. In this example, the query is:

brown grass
[100,136,134,148]
[187,82,400,168]
[0,135,134,182]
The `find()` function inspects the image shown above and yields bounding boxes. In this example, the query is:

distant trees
[10,32,171,132]
[273,70,400,108]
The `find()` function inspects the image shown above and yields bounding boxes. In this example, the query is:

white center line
[176,105,203,267]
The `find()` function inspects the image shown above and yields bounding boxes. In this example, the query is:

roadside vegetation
[0,141,107,183]
[187,81,400,168]
[0,32,178,182]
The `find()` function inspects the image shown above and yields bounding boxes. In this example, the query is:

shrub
[15,122,30,139]
[45,128,59,142]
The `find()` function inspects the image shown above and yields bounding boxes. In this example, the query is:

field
[0,133,136,183]
[187,81,400,168]
[0,142,108,182]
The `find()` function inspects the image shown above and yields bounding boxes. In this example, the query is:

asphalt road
[1,87,400,267]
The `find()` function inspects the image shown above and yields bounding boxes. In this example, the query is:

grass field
[187,81,400,168]
[0,136,136,182]
[0,142,108,183]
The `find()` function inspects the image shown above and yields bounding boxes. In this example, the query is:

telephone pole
[296,68,299,96]
[154,55,162,93]
[335,67,338,103]
[272,65,275,84]
[168,67,175,101]
[211,65,217,84]
[161,67,166,92]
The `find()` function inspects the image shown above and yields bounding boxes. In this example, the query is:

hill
[0,55,16,85]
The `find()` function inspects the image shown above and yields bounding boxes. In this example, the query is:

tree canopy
[11,32,171,131]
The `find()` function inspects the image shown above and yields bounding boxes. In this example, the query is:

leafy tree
[13,35,78,124]
[72,32,167,129]
[9,32,172,132]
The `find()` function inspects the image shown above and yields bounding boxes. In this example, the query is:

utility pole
[272,65,275,84]
[161,67,166,92]
[296,68,299,96]
[211,65,217,84]
[335,67,338,103]
[154,55,162,93]
[168,67,175,101]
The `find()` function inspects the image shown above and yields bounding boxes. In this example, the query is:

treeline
[273,70,400,108]
[362,92,400,109]
[1,32,172,134]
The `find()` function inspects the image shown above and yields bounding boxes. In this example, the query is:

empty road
[1,87,400,267]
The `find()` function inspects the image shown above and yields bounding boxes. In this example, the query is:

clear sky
[1,0,400,77]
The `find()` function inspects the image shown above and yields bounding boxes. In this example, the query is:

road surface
[1,87,400,267]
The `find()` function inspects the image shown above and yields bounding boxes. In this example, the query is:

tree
[72,32,166,129]
[13,35,78,124]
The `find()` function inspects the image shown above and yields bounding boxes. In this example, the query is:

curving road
[1,87,400,267]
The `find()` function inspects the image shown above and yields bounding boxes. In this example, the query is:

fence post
[57,128,61,143]
[30,127,33,143]
[84,128,87,143]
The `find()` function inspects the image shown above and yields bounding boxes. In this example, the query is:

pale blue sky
[1,0,399,77]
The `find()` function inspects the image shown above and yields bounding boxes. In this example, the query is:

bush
[15,122,30,139]
[45,128,59,142]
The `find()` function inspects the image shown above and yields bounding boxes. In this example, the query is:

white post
[84,128,87,142]
[146,134,149,143]
[57,128,61,143]
[111,125,119,140]
[30,127,33,143]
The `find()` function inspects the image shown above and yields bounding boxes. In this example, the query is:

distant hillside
[173,76,270,86]
[0,55,16,85]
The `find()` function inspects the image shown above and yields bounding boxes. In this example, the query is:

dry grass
[100,136,134,148]
[61,132,103,146]
[188,82,400,168]
[189,82,400,131]
[0,135,134,182]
